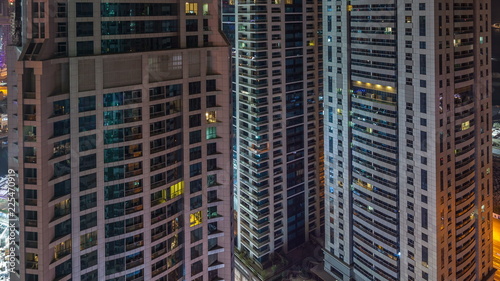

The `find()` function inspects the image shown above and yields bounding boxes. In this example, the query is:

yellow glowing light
[170,181,184,199]
[190,211,203,227]
[461,121,470,131]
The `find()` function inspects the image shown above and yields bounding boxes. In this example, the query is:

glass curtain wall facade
[8,0,233,281]
[224,0,325,279]
[324,1,494,281]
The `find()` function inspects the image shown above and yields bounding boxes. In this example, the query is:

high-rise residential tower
[223,0,324,280]
[323,1,495,281]
[8,1,233,280]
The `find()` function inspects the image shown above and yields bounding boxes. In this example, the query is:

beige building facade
[8,0,233,281]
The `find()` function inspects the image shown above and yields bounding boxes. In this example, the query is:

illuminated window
[206,111,217,123]
[54,240,71,261]
[80,231,97,250]
[206,127,217,139]
[202,3,209,15]
[461,121,470,131]
[170,181,184,199]
[185,2,198,15]
[190,211,203,227]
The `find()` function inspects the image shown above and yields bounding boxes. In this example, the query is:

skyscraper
[8,1,233,280]
[223,0,325,280]
[324,1,495,280]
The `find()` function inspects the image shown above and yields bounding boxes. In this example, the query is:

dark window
[190,163,202,177]
[207,159,217,171]
[76,3,93,17]
[54,180,71,198]
[206,95,216,107]
[421,208,428,229]
[77,41,94,56]
[189,81,202,95]
[77,22,93,37]
[79,96,96,112]
[80,250,98,269]
[54,219,72,239]
[420,54,426,75]
[190,179,202,193]
[189,98,201,111]
[55,259,72,279]
[102,20,178,35]
[54,160,71,178]
[421,170,428,190]
[189,130,201,144]
[79,115,96,132]
[81,270,98,281]
[191,228,203,242]
[189,114,201,128]
[53,120,70,137]
[100,3,178,17]
[101,37,179,54]
[206,80,216,91]
[421,131,427,152]
[186,19,198,31]
[80,173,97,191]
[419,16,426,36]
[190,147,202,160]
[420,93,427,113]
[186,36,198,48]
[80,154,96,172]
[207,143,217,155]
[80,193,97,211]
[79,135,96,152]
[190,195,203,210]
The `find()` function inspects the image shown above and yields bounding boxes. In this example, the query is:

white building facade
[324,1,494,280]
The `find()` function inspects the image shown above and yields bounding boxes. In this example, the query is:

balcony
[23,92,36,99]
[126,222,144,233]
[24,135,37,142]
[24,155,36,163]
[25,219,37,227]
[52,248,71,263]
[126,258,144,269]
[125,169,143,178]
[26,260,38,269]
[126,240,144,251]
[25,240,38,248]
[151,213,167,225]
[152,264,168,277]
[125,204,143,215]
[24,114,36,121]
[152,230,167,242]
[151,247,167,260]
[52,208,71,221]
